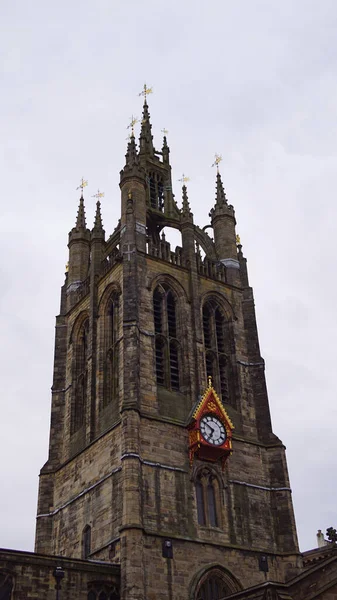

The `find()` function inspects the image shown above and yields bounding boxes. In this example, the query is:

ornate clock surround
[188,379,234,469]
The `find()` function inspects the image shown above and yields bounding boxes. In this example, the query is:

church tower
[35,90,300,599]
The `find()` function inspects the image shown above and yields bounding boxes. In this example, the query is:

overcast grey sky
[1,0,337,553]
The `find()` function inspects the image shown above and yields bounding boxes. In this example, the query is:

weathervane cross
[211,153,222,172]
[127,115,139,135]
[178,173,190,185]
[138,83,153,100]
[76,177,88,194]
[92,189,105,201]
[161,128,169,136]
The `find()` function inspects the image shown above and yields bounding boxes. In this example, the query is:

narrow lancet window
[72,318,89,434]
[153,284,180,391]
[195,470,220,529]
[202,300,235,407]
[103,297,119,408]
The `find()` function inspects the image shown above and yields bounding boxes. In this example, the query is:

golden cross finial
[92,189,105,201]
[127,115,139,135]
[236,234,241,245]
[76,177,88,194]
[138,83,153,100]
[161,128,168,136]
[208,375,212,388]
[211,153,222,172]
[178,173,190,185]
[65,262,69,273]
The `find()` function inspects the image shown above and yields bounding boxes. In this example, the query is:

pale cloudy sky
[1,0,337,553]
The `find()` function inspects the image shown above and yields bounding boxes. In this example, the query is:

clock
[200,414,226,446]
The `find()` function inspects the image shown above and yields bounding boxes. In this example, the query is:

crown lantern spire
[138,84,154,156]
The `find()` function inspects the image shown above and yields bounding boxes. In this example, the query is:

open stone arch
[194,225,217,260]
[190,565,242,600]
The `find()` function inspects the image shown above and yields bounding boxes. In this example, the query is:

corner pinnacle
[215,170,227,207]
[125,133,139,167]
[75,195,87,230]
[182,184,193,218]
[93,200,103,230]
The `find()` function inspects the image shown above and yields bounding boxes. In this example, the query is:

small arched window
[83,525,91,559]
[103,297,119,407]
[195,469,221,528]
[153,285,180,391]
[72,318,89,434]
[202,300,235,407]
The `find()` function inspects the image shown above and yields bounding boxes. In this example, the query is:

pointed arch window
[72,318,89,434]
[195,567,240,599]
[103,296,119,408]
[195,469,221,528]
[196,575,229,600]
[153,285,180,391]
[202,300,235,407]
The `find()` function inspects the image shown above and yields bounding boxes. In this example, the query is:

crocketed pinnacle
[125,133,139,168]
[139,99,154,156]
[215,170,227,207]
[93,200,103,230]
[162,135,170,164]
[182,185,193,218]
[75,195,87,230]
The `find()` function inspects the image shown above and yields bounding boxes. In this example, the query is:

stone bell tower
[35,90,301,600]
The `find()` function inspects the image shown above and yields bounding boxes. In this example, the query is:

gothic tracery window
[195,469,221,528]
[196,575,229,600]
[195,567,240,600]
[72,318,89,434]
[153,285,180,391]
[87,583,120,600]
[202,300,235,406]
[103,296,119,407]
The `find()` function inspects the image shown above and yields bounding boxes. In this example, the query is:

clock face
[200,415,226,446]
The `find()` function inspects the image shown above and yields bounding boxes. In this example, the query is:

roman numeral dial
[200,415,226,446]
